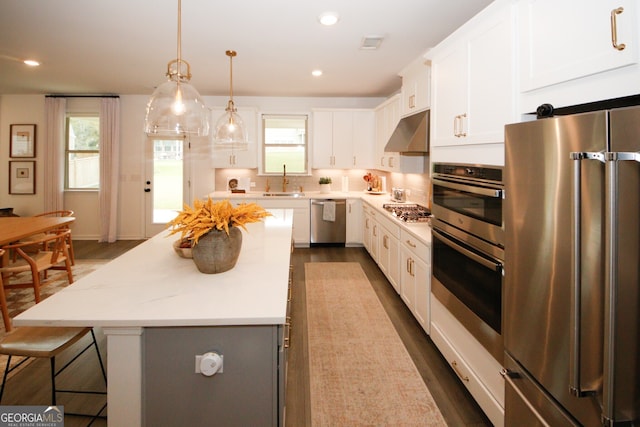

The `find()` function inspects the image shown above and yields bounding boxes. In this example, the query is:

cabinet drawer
[375,212,401,239]
[431,297,504,426]
[400,229,429,262]
[259,199,309,209]
[431,320,504,427]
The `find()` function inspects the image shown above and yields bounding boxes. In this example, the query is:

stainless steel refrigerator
[503,105,640,426]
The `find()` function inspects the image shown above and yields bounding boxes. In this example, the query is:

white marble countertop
[207,189,368,199]
[360,193,432,243]
[14,209,294,328]
[208,190,432,243]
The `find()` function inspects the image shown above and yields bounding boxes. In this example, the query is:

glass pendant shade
[145,76,209,137]
[144,0,209,137]
[214,101,248,150]
[214,50,248,150]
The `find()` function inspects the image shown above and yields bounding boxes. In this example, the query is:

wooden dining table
[0,216,75,331]
[0,216,75,247]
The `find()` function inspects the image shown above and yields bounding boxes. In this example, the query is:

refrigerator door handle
[568,151,603,398]
[601,151,640,426]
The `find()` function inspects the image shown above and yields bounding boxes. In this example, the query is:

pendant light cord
[177,0,182,71]
[226,50,237,111]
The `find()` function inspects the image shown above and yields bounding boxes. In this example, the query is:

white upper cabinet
[518,0,638,92]
[400,56,431,117]
[352,111,375,169]
[312,109,374,169]
[210,106,258,168]
[428,1,516,147]
[374,95,401,172]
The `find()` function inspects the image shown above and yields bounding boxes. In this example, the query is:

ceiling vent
[360,36,383,50]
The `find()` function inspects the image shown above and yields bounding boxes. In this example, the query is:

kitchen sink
[262,192,305,197]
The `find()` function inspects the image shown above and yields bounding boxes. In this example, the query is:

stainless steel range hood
[384,110,429,153]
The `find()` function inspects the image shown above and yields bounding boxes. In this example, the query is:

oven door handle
[433,229,502,271]
[432,177,503,198]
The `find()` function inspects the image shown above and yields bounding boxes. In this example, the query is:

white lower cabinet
[363,203,379,261]
[431,296,505,427]
[346,199,363,246]
[400,230,430,334]
[377,218,401,294]
[259,199,310,248]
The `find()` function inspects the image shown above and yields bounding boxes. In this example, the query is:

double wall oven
[431,163,504,362]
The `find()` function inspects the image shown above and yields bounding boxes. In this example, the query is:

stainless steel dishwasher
[310,199,346,246]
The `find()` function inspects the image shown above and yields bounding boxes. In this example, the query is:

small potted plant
[167,198,271,274]
[319,177,332,193]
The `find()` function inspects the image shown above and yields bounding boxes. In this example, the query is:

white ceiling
[0,0,492,98]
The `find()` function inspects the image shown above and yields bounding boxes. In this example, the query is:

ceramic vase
[191,227,242,274]
[319,183,331,193]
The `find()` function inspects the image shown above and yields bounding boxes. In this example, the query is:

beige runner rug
[305,262,446,426]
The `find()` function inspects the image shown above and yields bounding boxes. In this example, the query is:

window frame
[261,114,309,176]
[65,113,100,190]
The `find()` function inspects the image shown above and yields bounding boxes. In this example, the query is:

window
[66,115,100,189]
[262,114,308,174]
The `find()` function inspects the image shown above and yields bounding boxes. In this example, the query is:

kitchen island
[14,210,294,427]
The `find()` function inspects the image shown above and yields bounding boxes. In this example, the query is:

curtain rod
[46,94,120,98]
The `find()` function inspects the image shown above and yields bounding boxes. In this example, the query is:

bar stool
[0,326,107,419]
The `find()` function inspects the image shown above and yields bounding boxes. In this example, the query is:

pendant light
[144,0,209,136]
[214,50,248,150]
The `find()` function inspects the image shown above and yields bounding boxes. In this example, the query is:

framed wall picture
[9,161,36,194]
[10,124,36,158]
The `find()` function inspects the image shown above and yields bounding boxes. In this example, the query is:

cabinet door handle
[459,113,467,137]
[407,258,411,273]
[373,225,377,237]
[451,361,470,382]
[453,115,459,137]
[353,156,356,166]
[381,157,385,167]
[383,235,388,249]
[610,7,626,51]
[406,239,416,248]
[408,94,416,109]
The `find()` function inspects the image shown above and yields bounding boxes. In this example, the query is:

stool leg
[90,329,107,385]
[50,357,56,405]
[0,355,12,403]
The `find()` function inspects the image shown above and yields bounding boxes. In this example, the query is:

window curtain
[98,98,120,243]
[44,97,66,212]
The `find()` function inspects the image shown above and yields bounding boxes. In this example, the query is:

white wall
[0,95,46,215]
[0,94,385,240]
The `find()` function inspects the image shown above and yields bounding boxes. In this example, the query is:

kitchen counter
[15,210,293,327]
[360,193,432,244]
[14,209,294,427]
[208,190,432,245]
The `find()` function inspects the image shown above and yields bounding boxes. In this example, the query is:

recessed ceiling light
[23,59,40,67]
[318,12,339,26]
[312,70,323,77]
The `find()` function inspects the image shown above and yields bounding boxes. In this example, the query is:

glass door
[145,138,186,238]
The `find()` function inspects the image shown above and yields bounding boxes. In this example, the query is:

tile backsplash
[214,168,431,207]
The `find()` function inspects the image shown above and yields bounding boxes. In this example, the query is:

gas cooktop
[382,203,432,223]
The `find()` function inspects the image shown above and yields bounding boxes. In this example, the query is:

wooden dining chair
[0,250,12,332]
[0,326,107,419]
[32,210,76,266]
[0,230,73,304]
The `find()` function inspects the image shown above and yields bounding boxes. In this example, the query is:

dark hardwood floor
[2,240,491,426]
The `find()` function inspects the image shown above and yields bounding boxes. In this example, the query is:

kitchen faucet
[282,164,288,192]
